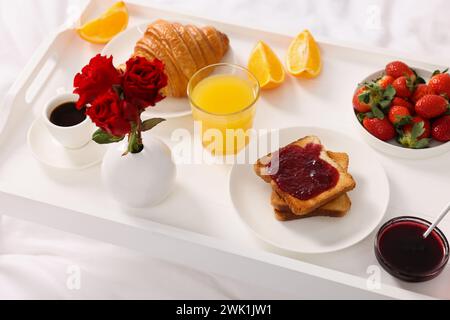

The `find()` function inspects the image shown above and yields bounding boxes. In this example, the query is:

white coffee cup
[43,93,93,149]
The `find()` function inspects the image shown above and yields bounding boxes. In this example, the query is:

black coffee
[50,102,86,127]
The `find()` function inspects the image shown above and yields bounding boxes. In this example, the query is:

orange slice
[248,41,285,90]
[286,30,322,78]
[77,1,129,44]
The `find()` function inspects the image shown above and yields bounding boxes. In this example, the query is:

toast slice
[273,193,352,221]
[254,136,356,216]
[271,151,349,212]
[271,151,351,221]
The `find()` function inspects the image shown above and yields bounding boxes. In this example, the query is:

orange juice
[189,69,259,155]
[191,75,256,114]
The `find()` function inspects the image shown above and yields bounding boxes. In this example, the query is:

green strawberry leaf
[356,113,365,123]
[415,77,426,85]
[379,100,391,109]
[141,118,166,132]
[432,68,449,77]
[412,69,426,84]
[383,85,396,99]
[411,121,425,141]
[371,105,385,119]
[395,126,404,136]
[395,115,413,127]
[432,69,441,77]
[413,138,430,149]
[367,81,381,91]
[356,112,375,123]
[398,134,412,148]
[92,129,125,144]
[358,91,371,104]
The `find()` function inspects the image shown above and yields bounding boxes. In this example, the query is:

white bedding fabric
[0,0,449,299]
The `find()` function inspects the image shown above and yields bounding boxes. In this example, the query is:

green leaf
[395,115,413,127]
[92,129,125,144]
[432,70,441,77]
[432,68,449,77]
[411,121,425,140]
[358,91,371,104]
[379,99,391,109]
[416,77,426,85]
[356,113,365,123]
[383,85,396,99]
[141,118,166,132]
[411,70,425,84]
[371,105,385,119]
[379,85,396,110]
[413,138,430,149]
[356,112,374,123]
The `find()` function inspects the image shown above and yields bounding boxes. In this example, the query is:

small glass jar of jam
[375,216,449,282]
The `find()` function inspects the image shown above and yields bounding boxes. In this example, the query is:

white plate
[102,21,237,119]
[354,68,450,159]
[229,126,390,254]
[27,119,106,170]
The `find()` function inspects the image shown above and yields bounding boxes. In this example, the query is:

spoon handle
[423,202,450,239]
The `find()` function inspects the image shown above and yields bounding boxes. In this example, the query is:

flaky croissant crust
[133,19,230,97]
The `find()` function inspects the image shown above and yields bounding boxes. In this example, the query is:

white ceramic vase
[101,134,176,208]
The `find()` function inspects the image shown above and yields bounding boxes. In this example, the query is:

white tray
[1,0,450,299]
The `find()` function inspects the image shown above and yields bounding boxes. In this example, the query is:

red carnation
[73,54,122,109]
[86,90,131,137]
[122,57,168,110]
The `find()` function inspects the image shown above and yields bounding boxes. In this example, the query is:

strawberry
[377,75,395,90]
[412,84,435,103]
[429,73,450,99]
[399,116,431,148]
[363,117,396,141]
[404,116,431,139]
[392,76,414,98]
[385,61,415,80]
[391,97,414,113]
[353,86,372,113]
[431,115,450,142]
[388,105,411,125]
[415,94,449,119]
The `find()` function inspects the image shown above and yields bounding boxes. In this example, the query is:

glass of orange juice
[187,63,260,155]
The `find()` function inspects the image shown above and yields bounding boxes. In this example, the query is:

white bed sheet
[0,0,449,299]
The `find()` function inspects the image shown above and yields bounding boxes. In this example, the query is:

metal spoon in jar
[423,202,450,239]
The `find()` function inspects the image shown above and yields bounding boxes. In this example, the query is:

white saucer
[27,119,106,170]
[229,126,390,254]
[102,21,238,119]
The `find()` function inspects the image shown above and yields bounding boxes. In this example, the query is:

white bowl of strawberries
[353,61,450,159]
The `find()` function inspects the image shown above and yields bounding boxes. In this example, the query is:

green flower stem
[125,122,144,155]
[120,113,165,156]
[137,114,143,149]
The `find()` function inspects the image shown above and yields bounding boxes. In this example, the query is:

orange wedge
[248,41,285,90]
[286,30,322,78]
[77,1,129,44]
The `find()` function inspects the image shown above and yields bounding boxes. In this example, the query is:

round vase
[101,134,176,208]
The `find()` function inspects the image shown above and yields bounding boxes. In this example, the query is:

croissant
[133,19,230,97]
